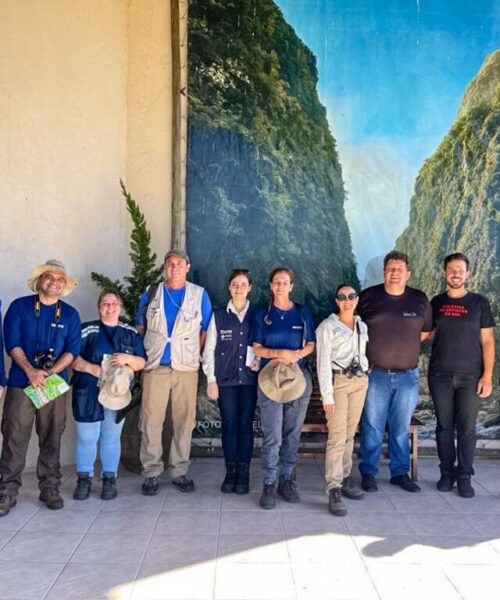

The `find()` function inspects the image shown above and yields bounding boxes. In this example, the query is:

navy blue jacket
[213,305,258,387]
[71,320,145,422]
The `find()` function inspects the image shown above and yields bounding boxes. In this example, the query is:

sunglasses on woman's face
[336,293,358,301]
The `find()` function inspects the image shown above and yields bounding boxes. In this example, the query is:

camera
[34,349,56,371]
[342,357,364,379]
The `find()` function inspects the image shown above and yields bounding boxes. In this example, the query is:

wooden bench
[301,381,421,480]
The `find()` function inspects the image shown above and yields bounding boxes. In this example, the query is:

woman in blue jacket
[202,269,258,494]
[71,290,146,500]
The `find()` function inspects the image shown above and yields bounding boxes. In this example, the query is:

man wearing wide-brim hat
[0,260,81,516]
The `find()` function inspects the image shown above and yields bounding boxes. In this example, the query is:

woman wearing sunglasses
[202,269,258,494]
[316,284,369,516]
[252,267,316,509]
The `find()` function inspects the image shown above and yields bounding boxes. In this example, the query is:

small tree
[91,180,164,323]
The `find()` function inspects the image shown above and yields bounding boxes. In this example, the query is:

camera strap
[34,295,61,354]
[331,319,362,371]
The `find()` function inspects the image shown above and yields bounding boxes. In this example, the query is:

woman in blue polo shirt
[202,269,258,494]
[71,290,146,501]
[252,267,316,509]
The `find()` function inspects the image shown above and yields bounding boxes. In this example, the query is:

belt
[371,366,414,374]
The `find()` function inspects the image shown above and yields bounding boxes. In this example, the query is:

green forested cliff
[397,50,500,384]
[187,0,357,318]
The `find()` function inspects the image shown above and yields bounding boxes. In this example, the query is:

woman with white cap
[72,290,146,500]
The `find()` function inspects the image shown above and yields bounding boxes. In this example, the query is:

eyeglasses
[336,293,358,301]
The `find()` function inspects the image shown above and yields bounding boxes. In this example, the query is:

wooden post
[171,0,188,250]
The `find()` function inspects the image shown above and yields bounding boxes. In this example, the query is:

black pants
[0,387,67,496]
[428,372,479,478]
[218,385,257,465]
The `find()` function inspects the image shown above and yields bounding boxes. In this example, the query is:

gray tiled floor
[0,456,499,599]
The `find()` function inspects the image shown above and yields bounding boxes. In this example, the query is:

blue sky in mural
[277,0,499,279]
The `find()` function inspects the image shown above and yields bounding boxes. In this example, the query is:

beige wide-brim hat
[27,259,79,297]
[258,361,307,403]
[98,365,134,411]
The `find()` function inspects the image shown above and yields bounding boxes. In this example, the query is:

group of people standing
[0,248,495,519]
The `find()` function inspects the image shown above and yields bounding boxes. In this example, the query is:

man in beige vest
[136,250,212,495]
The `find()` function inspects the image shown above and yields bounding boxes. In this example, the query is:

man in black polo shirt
[428,252,495,498]
[357,251,432,493]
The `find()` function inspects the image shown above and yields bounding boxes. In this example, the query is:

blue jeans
[428,372,479,477]
[218,385,257,465]
[258,368,312,484]
[359,368,419,477]
[75,408,124,475]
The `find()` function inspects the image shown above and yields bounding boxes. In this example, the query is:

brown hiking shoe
[39,488,64,510]
[0,494,17,517]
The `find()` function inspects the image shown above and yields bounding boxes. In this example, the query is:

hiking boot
[341,476,364,500]
[221,463,237,494]
[361,474,378,493]
[73,472,92,500]
[277,475,300,503]
[172,475,195,493]
[0,494,17,517]
[329,487,347,516]
[457,477,475,498]
[234,463,250,495]
[259,482,277,510]
[390,473,421,493]
[101,472,117,500]
[142,476,159,496]
[436,472,456,492]
[39,488,64,510]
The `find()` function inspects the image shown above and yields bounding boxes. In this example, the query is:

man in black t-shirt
[429,252,495,499]
[357,251,432,493]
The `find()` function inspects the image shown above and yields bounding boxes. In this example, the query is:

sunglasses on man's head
[336,293,358,301]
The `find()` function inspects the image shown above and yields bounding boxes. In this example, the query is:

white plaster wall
[0,0,172,469]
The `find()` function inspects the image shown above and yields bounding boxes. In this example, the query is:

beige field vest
[143,281,205,372]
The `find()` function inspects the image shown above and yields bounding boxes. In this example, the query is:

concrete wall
[0,0,172,469]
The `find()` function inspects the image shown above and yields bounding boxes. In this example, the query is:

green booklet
[24,374,70,409]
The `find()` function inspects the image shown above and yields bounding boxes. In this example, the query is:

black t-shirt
[357,284,432,370]
[429,291,495,376]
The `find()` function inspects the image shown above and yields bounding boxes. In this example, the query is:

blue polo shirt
[4,295,81,387]
[252,304,316,367]
[0,301,6,386]
[135,286,212,365]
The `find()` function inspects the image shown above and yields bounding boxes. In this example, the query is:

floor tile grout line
[350,527,385,600]
[39,562,68,600]
[277,502,299,600]
[39,501,105,600]
[129,486,175,599]
[211,486,224,600]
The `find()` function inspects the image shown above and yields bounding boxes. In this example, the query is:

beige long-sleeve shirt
[315,314,369,405]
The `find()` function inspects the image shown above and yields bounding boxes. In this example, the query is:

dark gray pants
[0,387,67,496]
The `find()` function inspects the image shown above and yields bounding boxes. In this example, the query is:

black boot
[73,472,92,500]
[234,463,250,495]
[101,472,117,500]
[221,463,237,493]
